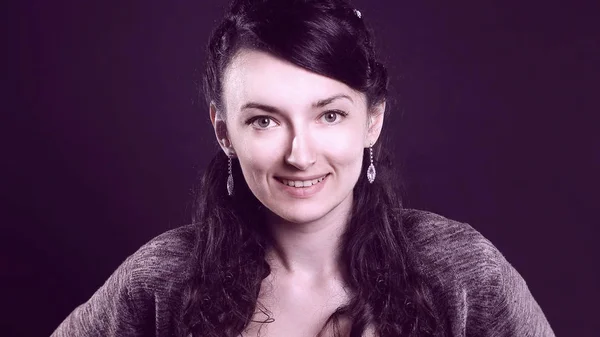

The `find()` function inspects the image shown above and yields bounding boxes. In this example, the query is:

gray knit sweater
[51,209,555,336]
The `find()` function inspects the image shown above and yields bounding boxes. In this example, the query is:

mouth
[275,173,330,188]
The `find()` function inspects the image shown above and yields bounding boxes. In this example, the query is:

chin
[268,203,332,225]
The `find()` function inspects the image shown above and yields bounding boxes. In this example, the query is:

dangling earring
[227,156,234,196]
[367,143,376,183]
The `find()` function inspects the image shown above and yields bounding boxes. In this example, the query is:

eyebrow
[240,94,353,112]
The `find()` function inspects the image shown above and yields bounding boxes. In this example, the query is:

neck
[264,194,353,282]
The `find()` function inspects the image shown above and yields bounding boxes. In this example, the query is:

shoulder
[401,208,504,281]
[403,209,508,292]
[51,225,197,336]
[401,209,555,335]
[123,224,196,296]
[114,224,197,328]
[97,224,196,315]
[128,224,196,271]
[401,209,505,316]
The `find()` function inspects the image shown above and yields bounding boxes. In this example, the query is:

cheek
[319,129,365,165]
[234,134,284,183]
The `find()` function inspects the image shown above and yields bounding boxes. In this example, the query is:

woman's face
[212,49,384,225]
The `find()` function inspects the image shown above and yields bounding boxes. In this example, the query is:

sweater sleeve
[402,209,555,336]
[50,255,152,337]
[50,225,195,337]
[481,255,555,337]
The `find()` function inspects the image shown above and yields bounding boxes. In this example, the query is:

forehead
[222,49,365,111]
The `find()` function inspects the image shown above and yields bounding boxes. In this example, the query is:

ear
[364,101,386,147]
[210,103,236,157]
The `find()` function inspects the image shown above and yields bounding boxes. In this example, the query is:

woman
[52,0,555,336]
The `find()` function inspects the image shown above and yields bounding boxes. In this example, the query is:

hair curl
[181,0,444,336]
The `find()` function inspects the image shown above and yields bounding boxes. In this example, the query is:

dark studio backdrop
[5,0,598,336]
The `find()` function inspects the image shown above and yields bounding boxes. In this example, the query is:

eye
[320,110,348,124]
[247,116,277,129]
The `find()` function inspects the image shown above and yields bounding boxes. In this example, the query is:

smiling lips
[277,174,329,188]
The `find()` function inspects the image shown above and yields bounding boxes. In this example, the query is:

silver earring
[367,143,376,183]
[227,156,234,196]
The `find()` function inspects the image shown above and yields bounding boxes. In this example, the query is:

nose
[285,131,316,170]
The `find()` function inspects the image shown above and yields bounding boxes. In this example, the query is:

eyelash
[245,110,349,129]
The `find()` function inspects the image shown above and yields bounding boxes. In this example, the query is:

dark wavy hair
[181,0,443,336]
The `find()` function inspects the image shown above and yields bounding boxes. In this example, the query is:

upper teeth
[280,175,327,187]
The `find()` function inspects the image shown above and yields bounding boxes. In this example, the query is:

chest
[240,278,354,337]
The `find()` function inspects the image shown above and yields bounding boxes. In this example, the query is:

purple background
[5,0,598,336]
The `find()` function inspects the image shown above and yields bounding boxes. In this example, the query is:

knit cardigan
[51,209,555,336]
